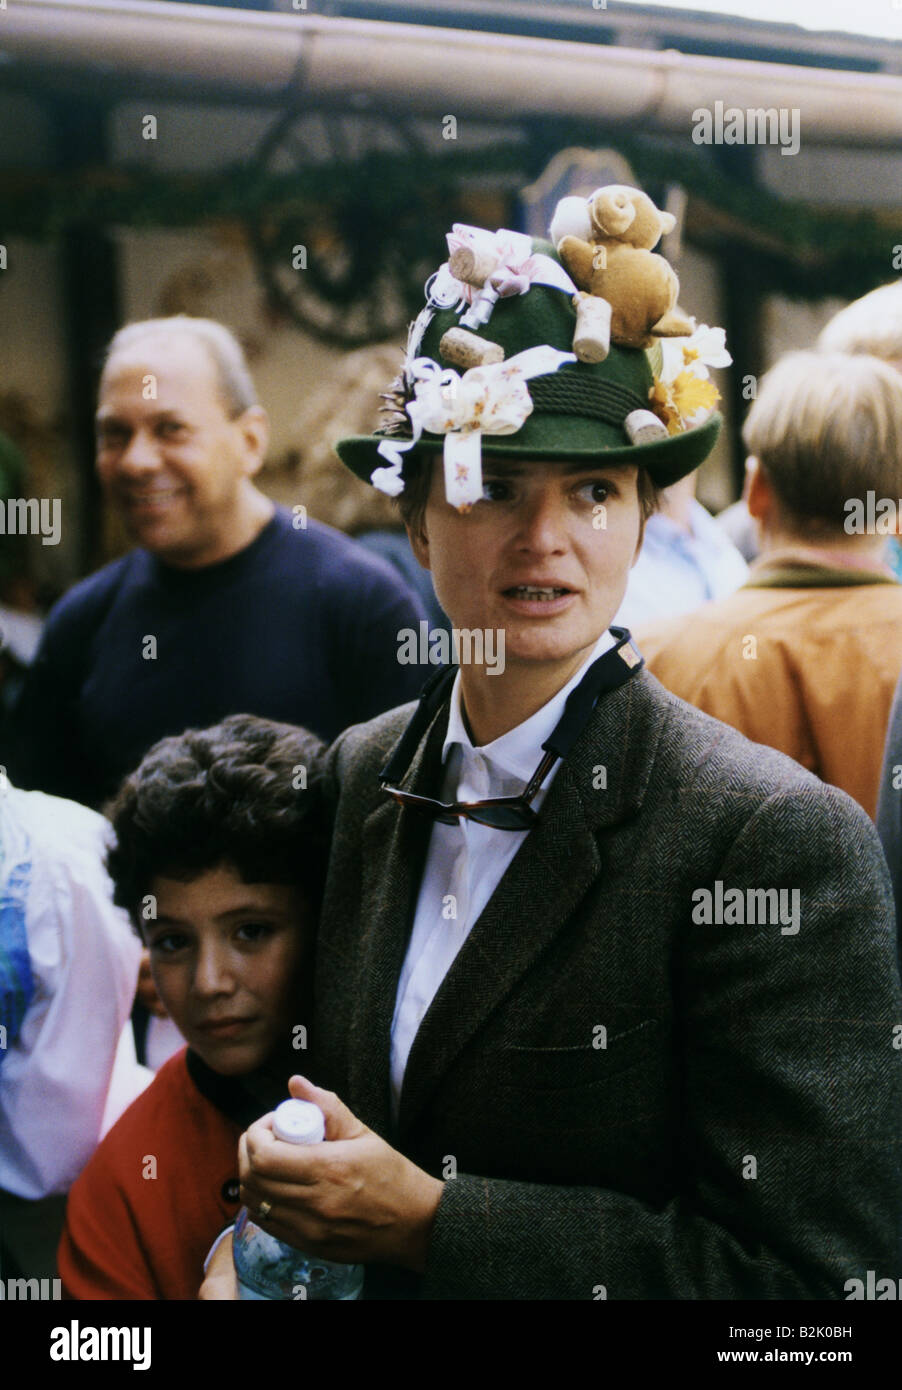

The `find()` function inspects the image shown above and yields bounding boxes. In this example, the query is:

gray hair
[103,315,258,417]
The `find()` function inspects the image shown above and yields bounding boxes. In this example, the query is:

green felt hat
[335,236,721,493]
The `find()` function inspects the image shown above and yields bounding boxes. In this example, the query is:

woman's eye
[480,479,510,502]
[582,480,612,504]
[158,421,187,438]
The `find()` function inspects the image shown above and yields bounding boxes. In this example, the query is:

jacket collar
[745,546,897,589]
[346,668,665,1142]
[441,627,618,787]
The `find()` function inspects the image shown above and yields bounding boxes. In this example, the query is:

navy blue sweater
[5,508,428,807]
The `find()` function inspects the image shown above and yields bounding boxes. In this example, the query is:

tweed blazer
[310,668,902,1299]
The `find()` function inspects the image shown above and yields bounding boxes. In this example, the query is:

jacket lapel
[345,699,451,1137]
[395,671,664,1141]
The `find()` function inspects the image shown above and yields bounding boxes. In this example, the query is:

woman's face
[143,863,309,1076]
[408,456,644,679]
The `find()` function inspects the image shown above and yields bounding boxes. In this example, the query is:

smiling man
[202,229,902,1301]
[4,316,428,809]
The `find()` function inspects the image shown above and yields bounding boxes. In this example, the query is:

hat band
[374,371,652,443]
[528,373,648,427]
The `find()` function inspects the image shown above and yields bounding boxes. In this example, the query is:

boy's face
[143,863,309,1076]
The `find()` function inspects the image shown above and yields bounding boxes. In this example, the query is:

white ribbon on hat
[446,225,578,303]
[403,226,579,375]
[371,346,577,509]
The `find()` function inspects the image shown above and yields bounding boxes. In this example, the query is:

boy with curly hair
[57,714,326,1299]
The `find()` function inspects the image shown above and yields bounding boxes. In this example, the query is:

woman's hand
[239,1076,444,1274]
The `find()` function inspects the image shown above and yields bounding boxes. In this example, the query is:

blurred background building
[1,0,901,602]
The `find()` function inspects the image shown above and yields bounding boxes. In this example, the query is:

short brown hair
[742,351,902,534]
[396,453,661,539]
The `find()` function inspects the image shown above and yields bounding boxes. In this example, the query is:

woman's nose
[515,488,569,552]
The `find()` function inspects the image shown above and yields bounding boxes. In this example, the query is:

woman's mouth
[504,586,571,601]
[501,585,577,615]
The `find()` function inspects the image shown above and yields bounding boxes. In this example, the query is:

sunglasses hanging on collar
[378,626,644,830]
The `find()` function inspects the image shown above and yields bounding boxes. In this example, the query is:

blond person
[639,351,902,819]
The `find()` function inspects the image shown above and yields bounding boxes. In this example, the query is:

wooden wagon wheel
[247,106,448,347]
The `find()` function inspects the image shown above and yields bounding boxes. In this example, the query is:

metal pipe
[2,0,902,145]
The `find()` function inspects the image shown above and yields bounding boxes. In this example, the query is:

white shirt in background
[0,786,151,1199]
[614,499,749,631]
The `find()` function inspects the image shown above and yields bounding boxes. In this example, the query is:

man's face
[408,456,644,677]
[95,333,267,568]
[144,863,309,1077]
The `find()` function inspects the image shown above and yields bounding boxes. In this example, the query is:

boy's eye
[149,931,189,956]
[158,420,187,438]
[235,921,274,944]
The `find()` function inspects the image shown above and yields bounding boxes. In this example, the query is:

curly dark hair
[105,714,329,932]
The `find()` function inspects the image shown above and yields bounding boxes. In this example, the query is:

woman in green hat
[208,222,901,1300]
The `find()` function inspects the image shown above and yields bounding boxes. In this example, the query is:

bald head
[103,316,258,418]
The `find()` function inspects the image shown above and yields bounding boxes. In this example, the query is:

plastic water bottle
[233,1098,364,1300]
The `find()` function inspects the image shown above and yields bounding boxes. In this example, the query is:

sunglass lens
[469,805,534,829]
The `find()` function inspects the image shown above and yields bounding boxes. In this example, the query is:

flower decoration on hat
[447,224,578,329]
[372,346,577,510]
[647,325,733,436]
[406,224,579,360]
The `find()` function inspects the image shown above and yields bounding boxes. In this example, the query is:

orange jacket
[637,557,902,819]
[58,1048,241,1300]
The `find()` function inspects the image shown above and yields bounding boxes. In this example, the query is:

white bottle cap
[273,1099,325,1146]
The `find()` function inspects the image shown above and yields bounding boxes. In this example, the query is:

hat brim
[336,410,722,493]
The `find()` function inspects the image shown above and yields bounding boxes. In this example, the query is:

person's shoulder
[324,699,421,783]
[637,668,869,823]
[8,786,123,900]
[9,784,108,848]
[71,1050,192,1188]
[110,1048,194,1131]
[635,589,761,667]
[273,509,371,565]
[41,551,139,634]
[279,512,415,592]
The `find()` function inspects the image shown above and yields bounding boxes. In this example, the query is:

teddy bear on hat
[550,184,695,362]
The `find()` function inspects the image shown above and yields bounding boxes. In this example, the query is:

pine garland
[2,134,899,305]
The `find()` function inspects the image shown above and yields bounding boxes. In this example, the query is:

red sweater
[58,1048,242,1300]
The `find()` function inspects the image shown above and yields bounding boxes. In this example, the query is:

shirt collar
[441,627,618,786]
